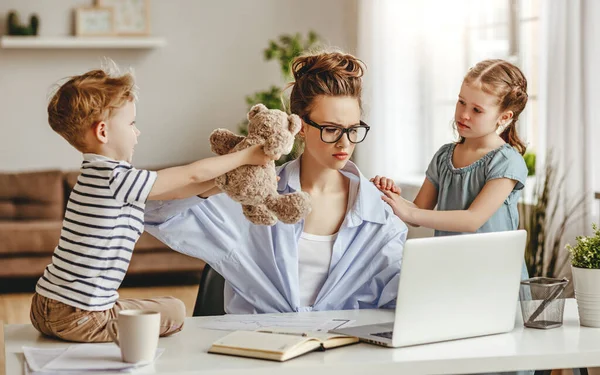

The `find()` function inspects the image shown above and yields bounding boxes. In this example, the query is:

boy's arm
[148,145,271,201]
[199,184,222,198]
[153,179,217,201]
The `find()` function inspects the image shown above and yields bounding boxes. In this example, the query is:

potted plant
[519,153,586,279]
[566,223,600,327]
[240,31,321,165]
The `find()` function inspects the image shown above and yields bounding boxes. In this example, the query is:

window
[358,0,540,181]
[427,0,540,169]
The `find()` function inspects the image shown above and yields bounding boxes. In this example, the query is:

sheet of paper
[196,315,354,332]
[23,347,68,372]
[23,344,164,373]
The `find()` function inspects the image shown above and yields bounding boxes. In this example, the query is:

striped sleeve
[109,165,157,204]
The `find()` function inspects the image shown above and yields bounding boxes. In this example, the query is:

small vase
[571,266,600,328]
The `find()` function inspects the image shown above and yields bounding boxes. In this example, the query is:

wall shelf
[0,36,166,49]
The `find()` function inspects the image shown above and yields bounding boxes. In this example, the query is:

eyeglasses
[302,117,370,144]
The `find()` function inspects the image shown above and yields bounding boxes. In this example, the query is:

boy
[30,63,273,342]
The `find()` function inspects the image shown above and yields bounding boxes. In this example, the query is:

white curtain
[539,0,598,238]
[355,0,425,180]
[355,0,469,182]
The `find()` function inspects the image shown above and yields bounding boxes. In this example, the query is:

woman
[145,50,407,314]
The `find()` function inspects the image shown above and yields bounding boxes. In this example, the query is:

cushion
[0,170,64,220]
[0,220,62,255]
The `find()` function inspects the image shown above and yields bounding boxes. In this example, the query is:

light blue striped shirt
[145,159,408,314]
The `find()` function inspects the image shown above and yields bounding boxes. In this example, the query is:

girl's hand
[380,189,413,222]
[370,175,401,194]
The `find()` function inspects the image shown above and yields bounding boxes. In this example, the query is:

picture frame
[75,7,115,36]
[96,0,150,36]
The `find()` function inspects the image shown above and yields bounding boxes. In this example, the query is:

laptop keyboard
[371,331,393,339]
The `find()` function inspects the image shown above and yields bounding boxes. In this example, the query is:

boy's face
[105,100,140,163]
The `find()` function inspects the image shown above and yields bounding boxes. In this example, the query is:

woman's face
[301,95,362,171]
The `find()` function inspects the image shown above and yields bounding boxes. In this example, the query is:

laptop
[332,230,527,348]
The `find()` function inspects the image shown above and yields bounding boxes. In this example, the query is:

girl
[372,59,529,278]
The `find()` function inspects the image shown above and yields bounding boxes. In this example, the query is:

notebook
[208,327,359,362]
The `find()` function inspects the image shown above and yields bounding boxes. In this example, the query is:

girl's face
[454,82,513,140]
[300,95,362,171]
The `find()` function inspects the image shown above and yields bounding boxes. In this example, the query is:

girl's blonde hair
[459,59,528,155]
[47,60,137,151]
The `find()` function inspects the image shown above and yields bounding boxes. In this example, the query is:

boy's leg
[30,294,185,342]
[30,293,106,342]
[29,293,54,337]
[109,297,186,337]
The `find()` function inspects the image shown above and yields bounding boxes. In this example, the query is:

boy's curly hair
[47,60,137,151]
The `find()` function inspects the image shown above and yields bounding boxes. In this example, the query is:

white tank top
[298,232,336,307]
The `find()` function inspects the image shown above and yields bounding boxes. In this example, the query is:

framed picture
[96,0,150,36]
[75,7,114,36]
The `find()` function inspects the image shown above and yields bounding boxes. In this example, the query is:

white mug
[108,310,160,364]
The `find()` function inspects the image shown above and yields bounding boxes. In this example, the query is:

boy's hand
[370,175,401,194]
[380,189,412,222]
[245,145,278,166]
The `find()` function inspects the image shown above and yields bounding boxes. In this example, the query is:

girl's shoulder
[485,144,528,184]
[435,143,455,156]
[488,143,526,166]
[430,143,454,164]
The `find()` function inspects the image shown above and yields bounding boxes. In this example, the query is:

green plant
[523,151,536,176]
[567,223,600,269]
[519,152,587,278]
[239,31,321,164]
[7,11,39,36]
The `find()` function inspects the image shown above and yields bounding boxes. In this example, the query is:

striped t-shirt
[36,153,157,311]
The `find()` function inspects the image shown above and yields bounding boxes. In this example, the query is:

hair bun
[292,51,365,82]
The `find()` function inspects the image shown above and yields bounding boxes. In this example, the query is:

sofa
[0,169,205,284]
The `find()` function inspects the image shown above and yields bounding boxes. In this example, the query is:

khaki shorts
[30,292,185,342]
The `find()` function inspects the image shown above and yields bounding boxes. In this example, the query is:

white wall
[0,0,358,172]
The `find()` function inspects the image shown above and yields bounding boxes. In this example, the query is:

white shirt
[298,232,336,307]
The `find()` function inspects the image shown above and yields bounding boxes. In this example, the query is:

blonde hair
[459,59,528,155]
[47,60,137,151]
[288,49,365,118]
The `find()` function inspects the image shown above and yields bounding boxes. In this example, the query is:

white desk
[4,299,600,374]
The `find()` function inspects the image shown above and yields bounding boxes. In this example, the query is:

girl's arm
[371,176,438,227]
[382,178,517,233]
[413,178,438,210]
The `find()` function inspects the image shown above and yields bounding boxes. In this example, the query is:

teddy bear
[209,104,311,226]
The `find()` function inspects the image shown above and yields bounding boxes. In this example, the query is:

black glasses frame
[302,117,371,144]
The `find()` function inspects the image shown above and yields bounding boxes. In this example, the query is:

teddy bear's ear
[248,104,268,120]
[288,114,302,135]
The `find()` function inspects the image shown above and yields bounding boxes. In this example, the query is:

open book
[208,327,359,362]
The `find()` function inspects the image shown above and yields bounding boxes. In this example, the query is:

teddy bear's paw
[265,192,311,224]
[242,204,278,226]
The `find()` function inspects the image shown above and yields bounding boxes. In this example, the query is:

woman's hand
[370,175,401,194]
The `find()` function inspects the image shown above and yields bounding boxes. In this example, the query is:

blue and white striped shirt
[36,153,157,311]
[145,159,407,314]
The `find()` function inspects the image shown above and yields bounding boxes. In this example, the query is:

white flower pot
[571,266,600,328]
